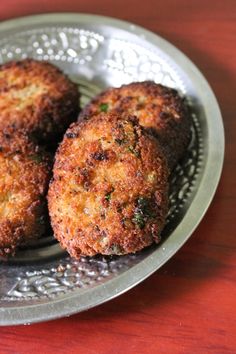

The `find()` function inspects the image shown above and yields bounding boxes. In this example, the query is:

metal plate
[0,13,224,325]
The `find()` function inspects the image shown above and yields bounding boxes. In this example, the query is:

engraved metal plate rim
[0,13,224,325]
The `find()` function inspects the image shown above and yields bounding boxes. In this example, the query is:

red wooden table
[1,1,236,353]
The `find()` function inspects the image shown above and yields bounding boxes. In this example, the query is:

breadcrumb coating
[48,112,169,258]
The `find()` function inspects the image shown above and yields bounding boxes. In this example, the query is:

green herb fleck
[104,187,114,202]
[115,138,125,145]
[100,103,109,112]
[132,197,155,229]
[105,193,111,201]
[137,196,148,209]
[128,146,140,158]
[109,243,123,254]
[29,154,43,164]
[132,212,145,229]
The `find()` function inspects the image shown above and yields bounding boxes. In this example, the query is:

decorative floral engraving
[103,38,186,92]
[6,255,139,298]
[167,114,203,221]
[0,27,104,64]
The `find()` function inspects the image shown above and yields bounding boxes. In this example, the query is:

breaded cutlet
[0,59,80,145]
[0,127,51,257]
[48,112,169,258]
[79,81,190,169]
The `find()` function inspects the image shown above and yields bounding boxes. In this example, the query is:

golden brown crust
[0,59,80,144]
[48,112,169,258]
[79,81,191,169]
[0,127,51,256]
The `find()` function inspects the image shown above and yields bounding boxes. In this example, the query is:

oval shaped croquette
[48,112,169,258]
[0,127,51,256]
[79,81,190,169]
[0,59,79,144]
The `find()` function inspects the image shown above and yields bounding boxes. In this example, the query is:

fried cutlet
[0,127,51,256]
[0,58,80,145]
[48,112,169,258]
[79,81,190,169]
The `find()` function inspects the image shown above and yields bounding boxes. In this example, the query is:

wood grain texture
[0,1,236,353]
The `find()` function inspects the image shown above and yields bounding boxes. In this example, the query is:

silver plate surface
[0,13,224,325]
